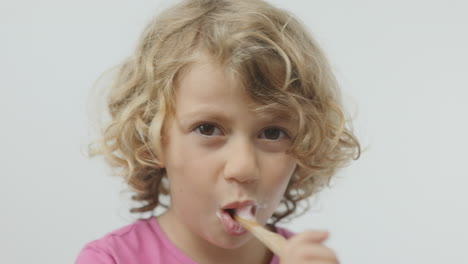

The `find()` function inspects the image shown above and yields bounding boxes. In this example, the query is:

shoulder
[75,218,160,264]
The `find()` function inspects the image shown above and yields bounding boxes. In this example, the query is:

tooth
[235,205,255,220]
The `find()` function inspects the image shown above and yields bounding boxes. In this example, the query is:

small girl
[76,0,360,263]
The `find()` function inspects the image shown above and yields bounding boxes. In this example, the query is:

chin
[209,233,253,250]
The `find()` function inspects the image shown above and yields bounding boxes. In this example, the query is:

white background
[1,0,467,263]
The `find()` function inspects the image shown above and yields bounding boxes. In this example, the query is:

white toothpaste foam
[216,210,222,220]
[235,205,255,220]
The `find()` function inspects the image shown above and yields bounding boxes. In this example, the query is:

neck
[158,210,273,264]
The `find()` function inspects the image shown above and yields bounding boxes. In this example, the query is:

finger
[301,261,338,264]
[295,244,337,260]
[290,230,330,244]
[287,254,339,264]
[283,252,339,264]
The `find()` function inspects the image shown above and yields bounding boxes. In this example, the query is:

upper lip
[221,200,256,210]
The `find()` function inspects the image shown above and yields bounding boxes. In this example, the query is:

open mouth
[223,206,257,220]
[224,208,236,218]
[218,202,257,235]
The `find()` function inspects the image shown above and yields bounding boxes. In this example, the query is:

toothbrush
[234,214,287,258]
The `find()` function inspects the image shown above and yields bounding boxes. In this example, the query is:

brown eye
[261,128,286,140]
[195,124,221,136]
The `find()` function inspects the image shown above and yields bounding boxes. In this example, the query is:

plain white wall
[1,0,467,263]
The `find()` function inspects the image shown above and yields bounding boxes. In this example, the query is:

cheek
[257,154,297,218]
[165,139,220,197]
[258,155,296,211]
[268,162,295,195]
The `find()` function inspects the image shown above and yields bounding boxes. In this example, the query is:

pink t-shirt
[75,217,293,264]
[75,217,294,264]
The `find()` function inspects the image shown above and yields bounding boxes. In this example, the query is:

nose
[223,137,260,184]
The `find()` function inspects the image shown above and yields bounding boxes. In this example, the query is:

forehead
[174,56,294,121]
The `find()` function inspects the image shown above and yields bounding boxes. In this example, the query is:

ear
[149,132,166,169]
[158,156,165,169]
[290,164,302,183]
[142,145,164,169]
[156,141,166,169]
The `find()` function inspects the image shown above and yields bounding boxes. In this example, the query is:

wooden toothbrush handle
[234,215,287,258]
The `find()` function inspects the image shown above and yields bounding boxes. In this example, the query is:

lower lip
[219,210,248,236]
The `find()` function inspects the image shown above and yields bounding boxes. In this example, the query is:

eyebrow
[178,107,296,127]
[254,109,296,123]
[177,108,233,125]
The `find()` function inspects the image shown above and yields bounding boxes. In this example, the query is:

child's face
[160,57,297,249]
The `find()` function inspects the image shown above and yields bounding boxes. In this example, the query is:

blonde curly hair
[91,0,360,224]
